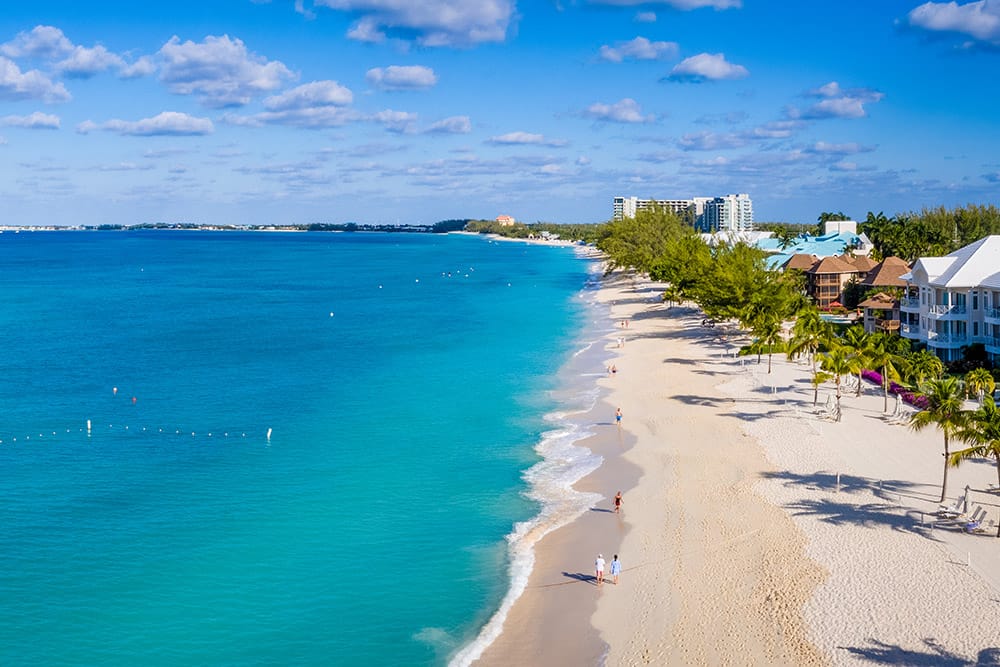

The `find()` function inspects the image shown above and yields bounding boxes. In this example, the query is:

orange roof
[806,255,859,274]
[862,256,910,287]
[858,292,899,309]
[847,255,878,272]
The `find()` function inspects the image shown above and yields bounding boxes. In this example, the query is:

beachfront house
[857,256,910,333]
[899,236,1000,363]
[804,255,866,309]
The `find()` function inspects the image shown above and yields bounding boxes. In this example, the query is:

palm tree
[819,346,861,419]
[909,376,969,503]
[904,350,944,387]
[964,367,996,404]
[841,325,871,397]
[752,316,784,374]
[952,396,1000,537]
[867,333,906,413]
[787,308,835,405]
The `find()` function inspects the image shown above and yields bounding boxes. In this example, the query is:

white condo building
[898,236,1000,363]
[613,194,752,233]
[702,193,754,233]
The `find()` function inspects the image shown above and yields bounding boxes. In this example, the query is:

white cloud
[264,80,353,110]
[1,25,73,59]
[634,11,657,22]
[366,65,438,90]
[790,81,885,119]
[222,107,359,129]
[582,98,654,123]
[313,0,515,46]
[158,35,295,107]
[77,111,214,136]
[371,109,418,133]
[666,53,748,82]
[747,120,804,139]
[119,56,156,79]
[56,44,125,78]
[908,1,1000,45]
[1,111,60,129]
[589,0,741,10]
[487,131,568,146]
[426,115,472,133]
[677,131,746,151]
[0,56,71,103]
[805,141,874,155]
[599,37,678,62]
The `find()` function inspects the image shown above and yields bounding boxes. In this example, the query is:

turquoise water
[0,231,599,666]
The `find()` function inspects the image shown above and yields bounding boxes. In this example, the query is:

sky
[1,0,999,227]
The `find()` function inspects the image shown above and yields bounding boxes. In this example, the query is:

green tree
[819,346,861,419]
[596,205,685,273]
[816,211,850,236]
[841,325,871,397]
[867,333,907,413]
[649,231,713,304]
[952,397,1000,536]
[909,377,969,503]
[786,308,835,405]
[904,350,944,387]
[965,367,996,404]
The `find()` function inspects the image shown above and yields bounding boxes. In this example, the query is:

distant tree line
[860,204,1000,261]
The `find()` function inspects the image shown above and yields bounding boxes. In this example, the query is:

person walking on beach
[613,491,623,514]
[610,554,621,585]
[595,554,606,586]
[615,407,622,427]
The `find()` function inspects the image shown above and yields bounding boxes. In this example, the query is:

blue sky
[1,0,998,226]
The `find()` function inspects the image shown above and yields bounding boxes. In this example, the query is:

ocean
[0,231,607,666]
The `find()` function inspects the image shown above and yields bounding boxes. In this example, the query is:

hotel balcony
[899,323,922,339]
[926,331,967,348]
[899,297,920,312]
[876,318,900,332]
[927,304,968,319]
[984,336,1000,355]
[985,307,1000,325]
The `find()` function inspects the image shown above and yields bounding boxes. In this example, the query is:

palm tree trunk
[856,370,863,397]
[882,370,889,413]
[940,434,950,503]
[767,350,772,374]
[812,357,819,406]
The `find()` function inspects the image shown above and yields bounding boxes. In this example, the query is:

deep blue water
[0,231,596,666]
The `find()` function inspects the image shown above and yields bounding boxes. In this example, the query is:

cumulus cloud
[76,111,214,136]
[0,56,71,103]
[426,115,472,133]
[371,109,418,133]
[56,44,125,78]
[313,0,515,46]
[788,81,884,119]
[908,1,1000,46]
[119,56,157,79]
[1,111,60,129]
[666,53,748,82]
[677,131,746,151]
[366,65,438,90]
[589,0,740,9]
[805,141,875,155]
[222,107,358,129]
[599,36,678,62]
[634,11,657,22]
[264,80,353,110]
[1,25,73,59]
[158,35,294,107]
[746,120,804,139]
[487,131,568,147]
[582,98,654,123]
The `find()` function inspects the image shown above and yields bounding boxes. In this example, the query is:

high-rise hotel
[613,193,754,233]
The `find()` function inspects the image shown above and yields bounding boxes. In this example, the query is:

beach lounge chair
[936,495,966,518]
[964,507,988,533]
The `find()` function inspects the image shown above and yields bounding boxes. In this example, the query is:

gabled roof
[862,256,910,287]
[783,253,818,271]
[910,236,1000,288]
[858,292,899,309]
[846,255,877,272]
[806,255,858,274]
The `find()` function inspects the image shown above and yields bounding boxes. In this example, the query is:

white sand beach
[477,270,1000,665]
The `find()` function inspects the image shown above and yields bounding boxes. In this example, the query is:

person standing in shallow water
[615,407,622,427]
[595,554,606,586]
[613,491,623,514]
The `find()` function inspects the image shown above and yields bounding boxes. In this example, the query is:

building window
[973,293,979,310]
[974,322,979,336]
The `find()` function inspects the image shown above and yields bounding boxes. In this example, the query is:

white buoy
[87,419,92,433]
[266,427,273,442]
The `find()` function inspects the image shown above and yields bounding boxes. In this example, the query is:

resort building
[701,194,754,233]
[612,196,699,221]
[804,255,868,309]
[860,293,901,334]
[495,215,516,226]
[762,225,872,270]
[898,235,1000,363]
[860,256,910,291]
[857,256,910,334]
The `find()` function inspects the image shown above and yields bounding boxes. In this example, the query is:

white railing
[900,297,920,310]
[900,324,920,336]
[928,304,967,316]
[986,307,1000,321]
[926,331,967,346]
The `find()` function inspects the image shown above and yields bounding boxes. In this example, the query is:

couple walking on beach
[595,553,621,586]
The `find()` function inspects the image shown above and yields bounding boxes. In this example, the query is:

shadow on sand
[838,638,1000,666]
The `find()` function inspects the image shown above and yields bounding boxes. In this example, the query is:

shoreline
[473,268,1000,666]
